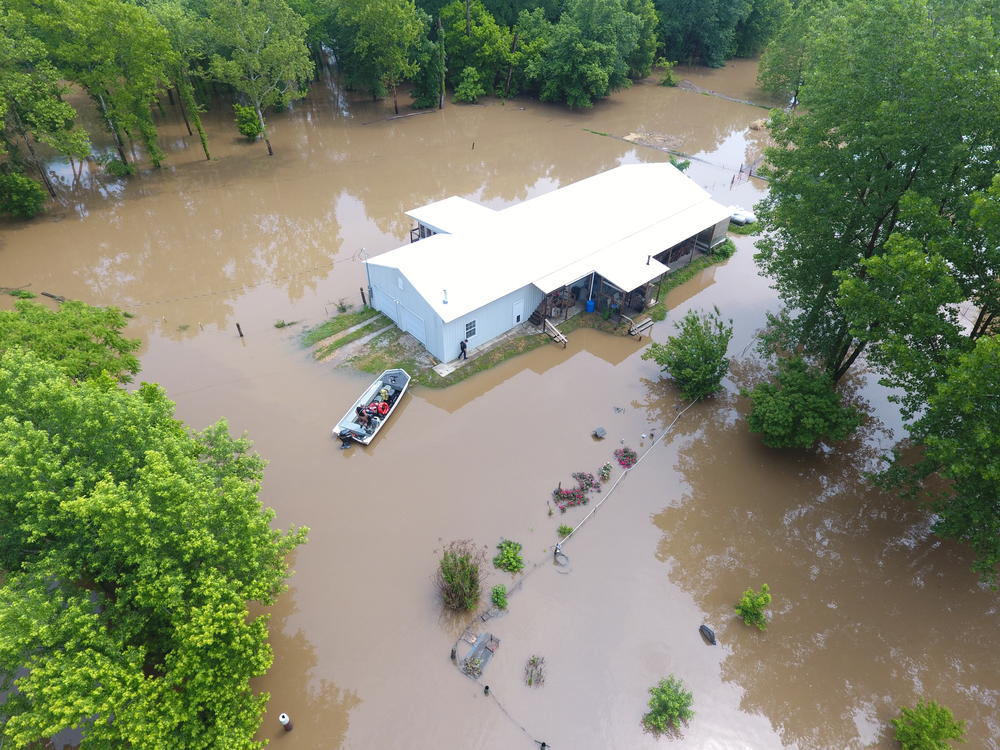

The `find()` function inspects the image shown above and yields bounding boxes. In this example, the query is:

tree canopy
[0,348,306,748]
[642,307,733,400]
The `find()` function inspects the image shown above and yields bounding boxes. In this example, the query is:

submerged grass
[728,221,758,235]
[302,306,379,345]
[314,315,389,359]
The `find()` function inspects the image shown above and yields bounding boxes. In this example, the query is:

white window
[465,320,476,339]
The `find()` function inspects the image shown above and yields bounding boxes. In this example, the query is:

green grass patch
[7,289,36,299]
[302,306,379,346]
[728,221,758,235]
[314,315,389,359]
[583,128,609,137]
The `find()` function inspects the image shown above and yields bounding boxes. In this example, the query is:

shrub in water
[643,675,693,733]
[892,700,965,750]
[233,103,263,139]
[490,584,507,609]
[735,583,772,630]
[454,66,486,103]
[0,173,47,218]
[557,525,573,537]
[437,540,484,611]
[493,539,524,573]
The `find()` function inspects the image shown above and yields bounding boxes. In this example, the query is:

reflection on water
[3,58,997,750]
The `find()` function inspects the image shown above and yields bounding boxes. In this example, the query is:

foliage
[623,0,658,78]
[657,0,774,67]
[0,299,141,382]
[207,0,314,155]
[462,656,483,677]
[535,0,640,108]
[6,289,35,299]
[642,675,694,733]
[735,583,771,630]
[557,524,573,537]
[712,237,736,258]
[553,486,588,510]
[642,307,733,400]
[438,539,484,610]
[440,0,512,90]
[614,446,637,467]
[102,156,134,177]
[886,336,1000,583]
[490,584,508,609]
[525,655,546,686]
[493,539,525,573]
[409,36,444,108]
[892,700,966,750]
[453,66,487,103]
[732,0,789,58]
[756,0,824,102]
[333,0,426,113]
[599,462,613,482]
[571,471,601,492]
[728,220,757,235]
[753,0,999,382]
[273,319,298,328]
[669,155,690,171]
[0,172,46,218]
[302,306,380,345]
[0,349,307,749]
[233,103,264,139]
[654,56,677,86]
[742,356,860,449]
[649,305,667,321]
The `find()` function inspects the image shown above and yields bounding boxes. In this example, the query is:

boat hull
[333,369,410,446]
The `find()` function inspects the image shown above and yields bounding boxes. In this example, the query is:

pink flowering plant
[615,446,638,468]
[552,469,606,512]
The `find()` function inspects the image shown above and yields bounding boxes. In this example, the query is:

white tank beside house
[365,162,732,363]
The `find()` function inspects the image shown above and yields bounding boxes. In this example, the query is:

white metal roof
[367,163,730,324]
[405,196,498,235]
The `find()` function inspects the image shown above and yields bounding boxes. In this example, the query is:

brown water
[3,61,997,750]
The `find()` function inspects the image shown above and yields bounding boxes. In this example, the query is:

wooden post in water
[236,323,244,338]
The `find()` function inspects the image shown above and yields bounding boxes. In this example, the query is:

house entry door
[512,298,524,325]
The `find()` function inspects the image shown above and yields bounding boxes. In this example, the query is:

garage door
[399,304,426,342]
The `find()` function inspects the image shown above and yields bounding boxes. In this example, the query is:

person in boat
[355,406,370,428]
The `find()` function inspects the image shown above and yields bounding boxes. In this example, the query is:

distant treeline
[0,0,788,217]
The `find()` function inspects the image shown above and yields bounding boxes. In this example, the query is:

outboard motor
[338,429,355,449]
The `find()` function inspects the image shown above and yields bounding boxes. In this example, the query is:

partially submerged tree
[0,349,307,748]
[437,539,485,610]
[207,0,314,156]
[642,307,733,400]
[0,299,140,382]
[742,355,860,449]
[735,583,772,630]
[892,700,966,750]
[642,675,694,733]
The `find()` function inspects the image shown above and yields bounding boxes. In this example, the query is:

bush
[892,700,965,750]
[101,156,135,178]
[735,583,772,630]
[0,173,47,218]
[713,238,737,258]
[437,540,484,611]
[490,584,508,609]
[641,307,733,401]
[233,103,263,139]
[655,57,678,87]
[557,524,573,537]
[599,462,613,482]
[615,446,637,468]
[742,356,861,449]
[454,67,486,104]
[642,675,694,733]
[493,539,524,573]
[649,305,667,321]
[7,289,36,299]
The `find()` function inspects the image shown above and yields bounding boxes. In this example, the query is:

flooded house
[364,163,731,362]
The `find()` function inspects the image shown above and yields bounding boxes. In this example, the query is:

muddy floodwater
[3,59,997,749]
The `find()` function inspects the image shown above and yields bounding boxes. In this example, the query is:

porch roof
[405,196,498,235]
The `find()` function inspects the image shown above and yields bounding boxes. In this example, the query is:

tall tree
[656,0,750,67]
[0,349,307,748]
[32,0,174,169]
[0,7,90,198]
[439,0,512,90]
[756,0,829,104]
[207,0,314,156]
[623,0,659,78]
[536,0,640,107]
[333,0,427,113]
[732,0,788,57]
[754,0,1000,382]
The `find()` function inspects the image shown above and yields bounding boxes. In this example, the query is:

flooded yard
[2,59,996,749]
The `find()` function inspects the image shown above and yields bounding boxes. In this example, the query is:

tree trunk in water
[255,103,273,156]
[167,87,175,105]
[179,78,210,160]
[438,16,446,110]
[12,110,57,197]
[96,93,129,164]
[155,98,165,117]
[392,84,399,115]
[503,31,519,99]
[175,85,193,135]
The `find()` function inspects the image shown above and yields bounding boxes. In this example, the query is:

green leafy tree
[892,700,966,750]
[732,0,788,57]
[440,0,512,90]
[0,172,47,218]
[623,0,658,78]
[506,7,553,97]
[207,0,314,156]
[333,0,426,113]
[642,675,694,733]
[734,583,771,630]
[536,0,640,107]
[742,355,861,449]
[35,0,174,169]
[886,336,1000,583]
[756,0,827,103]
[656,0,751,67]
[0,349,306,749]
[453,65,486,102]
[0,299,140,382]
[409,36,445,108]
[233,102,264,138]
[0,7,90,198]
[754,0,1000,383]
[641,307,733,400]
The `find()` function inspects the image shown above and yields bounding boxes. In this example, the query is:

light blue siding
[442,285,544,361]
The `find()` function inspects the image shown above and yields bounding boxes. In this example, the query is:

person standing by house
[459,339,468,360]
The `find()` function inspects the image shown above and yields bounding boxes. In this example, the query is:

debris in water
[592,427,607,439]
[613,406,625,413]
[699,624,717,645]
